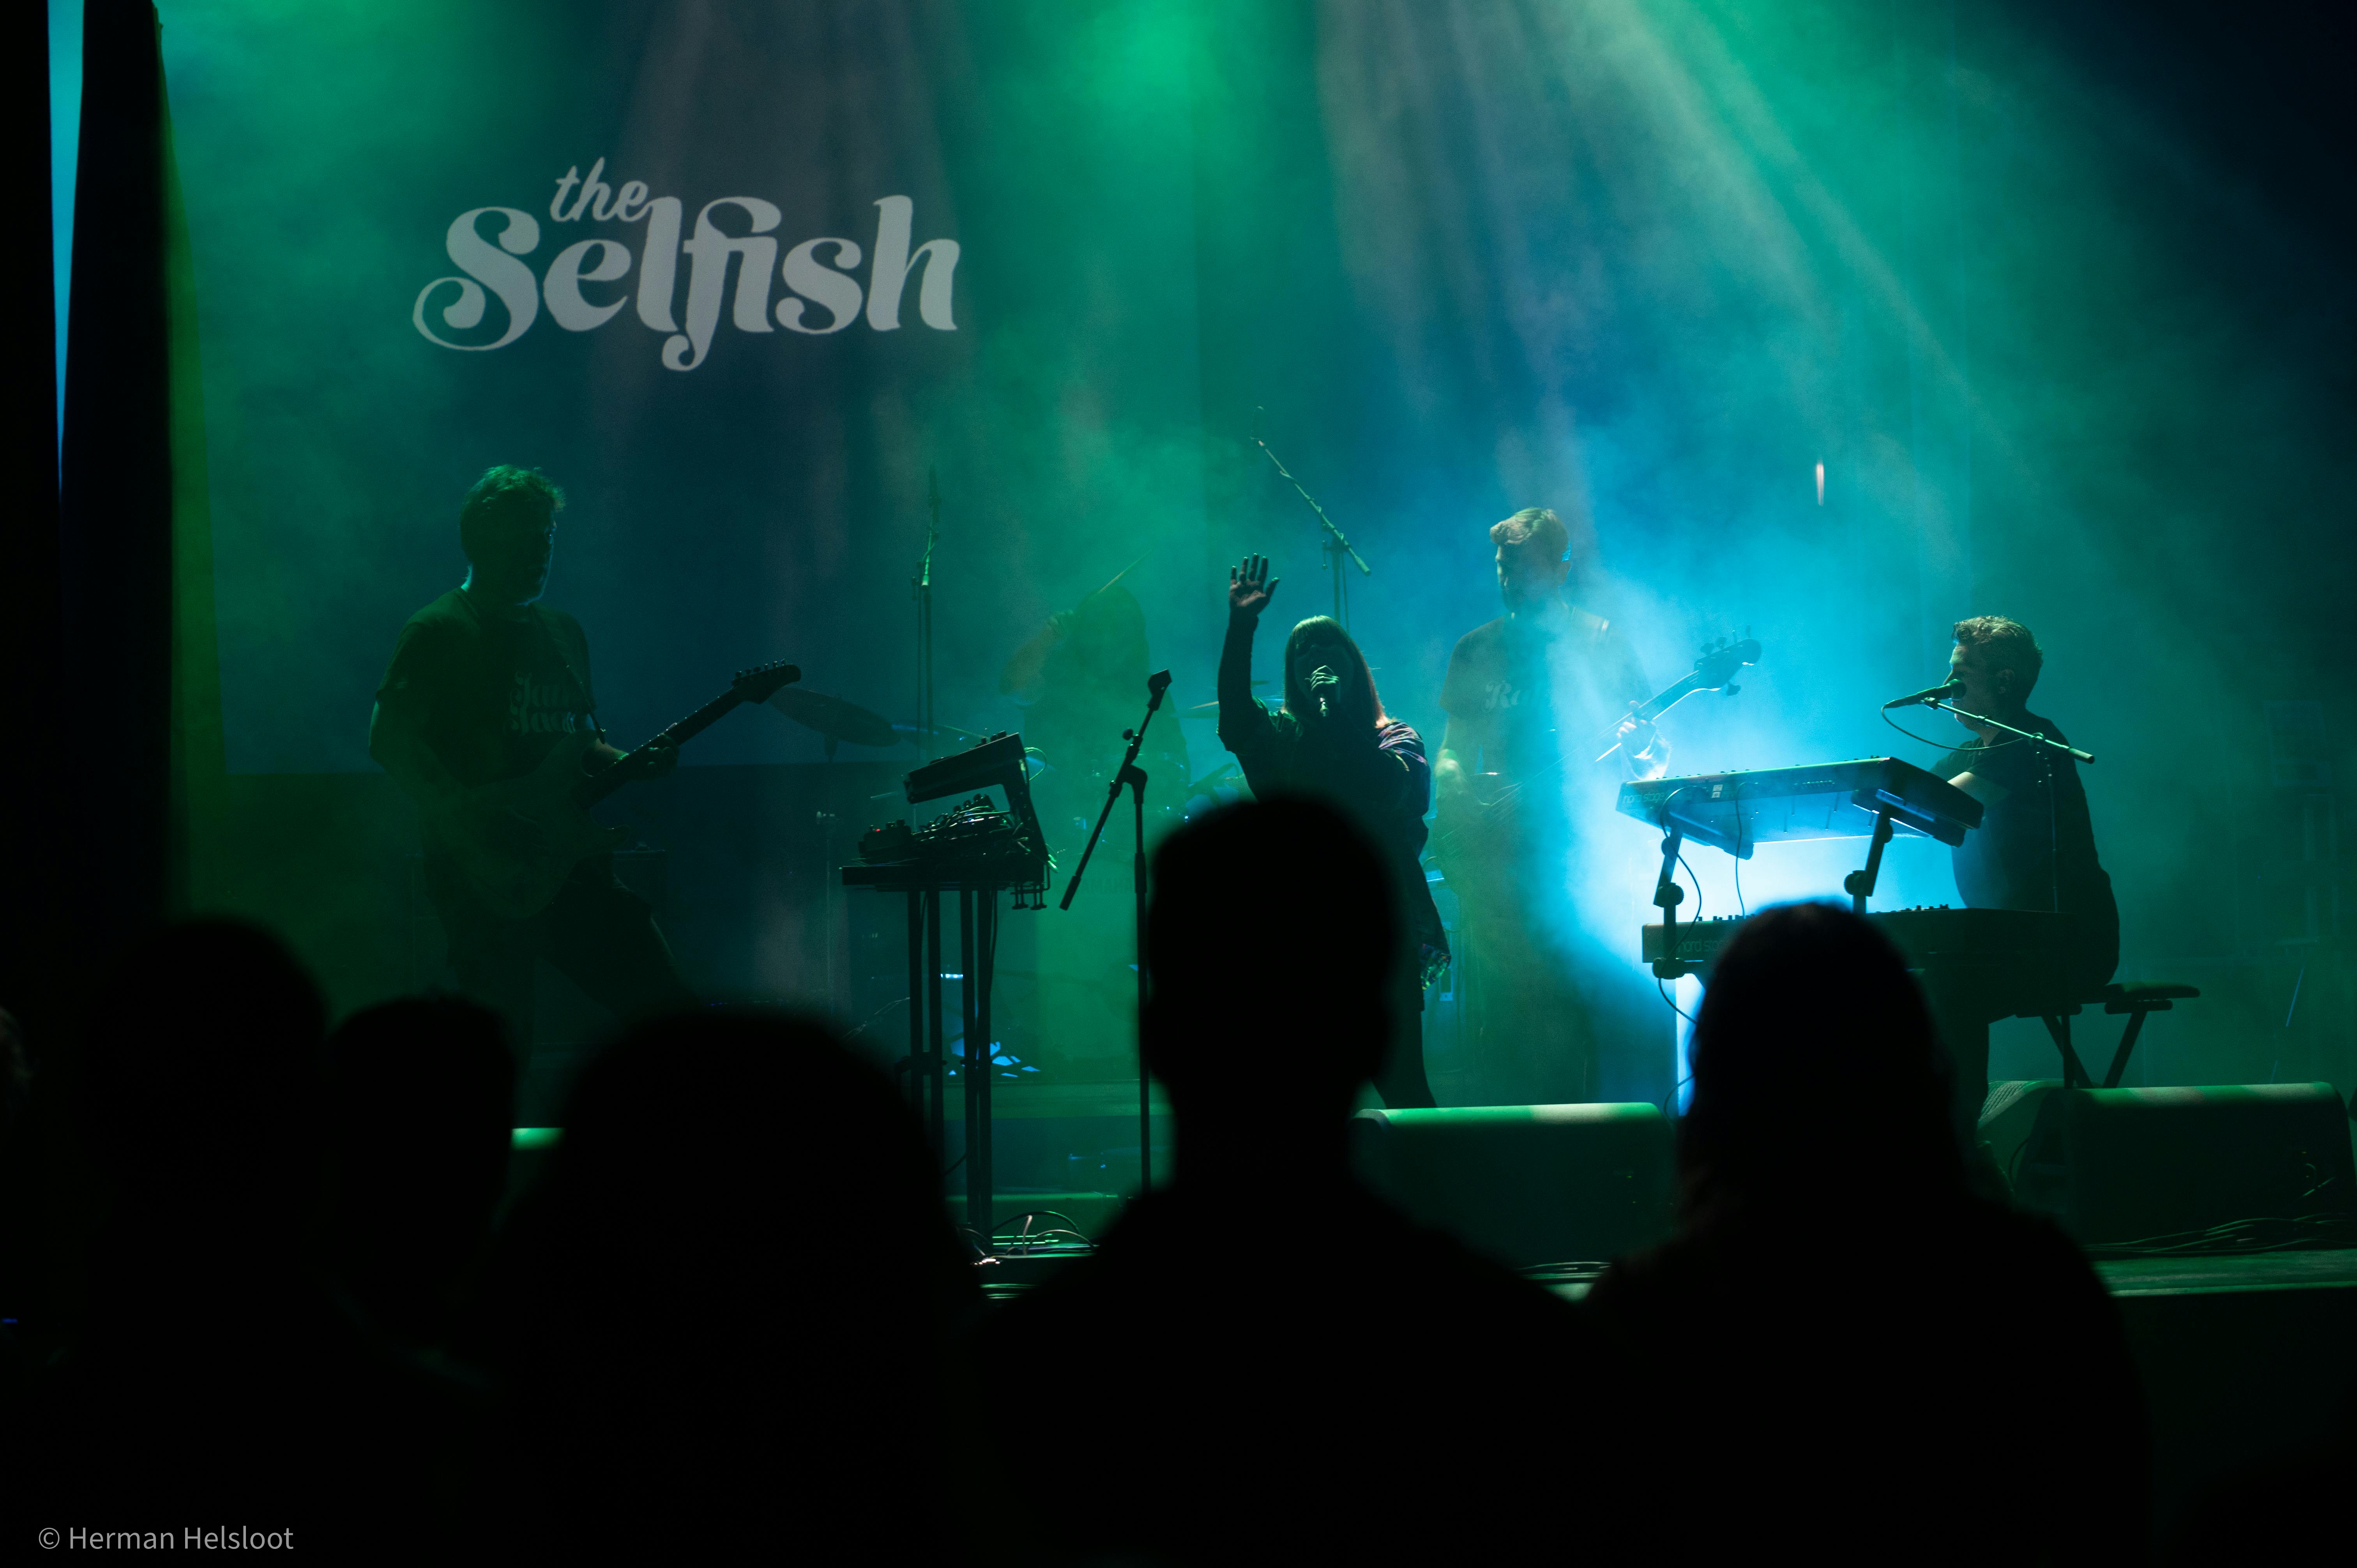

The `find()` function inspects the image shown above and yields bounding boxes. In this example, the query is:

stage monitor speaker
[2007,1083,2356,1246]
[1349,1104,1674,1270]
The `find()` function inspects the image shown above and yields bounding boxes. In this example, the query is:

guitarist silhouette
[371,466,694,1054]
[1432,507,1662,1105]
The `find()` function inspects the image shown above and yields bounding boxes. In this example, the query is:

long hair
[1281,616,1387,731]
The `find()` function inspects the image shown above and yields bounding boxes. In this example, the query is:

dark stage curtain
[43,0,216,1016]
[3,3,63,1034]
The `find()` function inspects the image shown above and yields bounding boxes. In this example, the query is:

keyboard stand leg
[1652,827,1686,969]
[1844,807,1896,916]
[2102,1009,2150,1090]
[961,889,988,1242]
[2041,1013,2095,1089]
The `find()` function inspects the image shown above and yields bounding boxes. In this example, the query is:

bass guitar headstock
[732,661,802,704]
[1690,635,1762,696]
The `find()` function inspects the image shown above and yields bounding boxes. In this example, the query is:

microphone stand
[1926,698,2087,919]
[1059,669,1173,1194]
[1920,699,2095,766]
[912,468,940,761]
[1252,431,1369,629]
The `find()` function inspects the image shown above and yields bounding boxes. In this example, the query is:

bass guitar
[1429,637,1760,869]
[436,660,800,919]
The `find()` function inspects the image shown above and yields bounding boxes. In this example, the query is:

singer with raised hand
[1218,555,1448,1108]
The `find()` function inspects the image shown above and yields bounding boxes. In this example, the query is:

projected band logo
[413,157,960,370]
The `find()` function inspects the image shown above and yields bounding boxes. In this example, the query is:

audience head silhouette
[1679,901,1961,1212]
[1144,797,1394,1166]
[40,924,449,1531]
[81,919,327,1241]
[326,997,513,1344]
[500,1009,963,1552]
[983,799,1595,1566]
[1592,902,2145,1559]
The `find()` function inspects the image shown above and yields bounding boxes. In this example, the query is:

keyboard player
[1934,617,2120,1120]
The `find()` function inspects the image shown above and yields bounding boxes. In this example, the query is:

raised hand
[1228,554,1279,619]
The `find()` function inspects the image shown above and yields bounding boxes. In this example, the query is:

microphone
[1306,664,1340,720]
[1883,678,1964,709]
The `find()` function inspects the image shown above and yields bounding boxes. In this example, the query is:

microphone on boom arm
[1883,678,1964,709]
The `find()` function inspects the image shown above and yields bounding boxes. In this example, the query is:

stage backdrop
[148,1,2353,1095]
[166,0,1211,776]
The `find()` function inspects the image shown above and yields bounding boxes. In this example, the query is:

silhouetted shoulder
[970,1183,1597,1563]
[539,606,589,640]
[1592,1194,2109,1312]
[1587,1194,2142,1559]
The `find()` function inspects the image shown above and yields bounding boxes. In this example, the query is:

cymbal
[767,687,898,748]
[892,720,989,743]
[1188,761,1243,793]
[1183,681,1267,719]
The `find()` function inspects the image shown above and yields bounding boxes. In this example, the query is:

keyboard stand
[1650,826,1688,978]
[843,866,1010,1247]
[1842,805,1898,915]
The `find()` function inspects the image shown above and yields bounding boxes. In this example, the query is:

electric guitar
[436,660,800,919]
[1429,637,1760,869]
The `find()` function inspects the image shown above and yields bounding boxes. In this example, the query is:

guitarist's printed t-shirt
[376,589,600,801]
[1438,603,1650,785]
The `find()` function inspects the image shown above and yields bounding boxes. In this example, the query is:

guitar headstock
[733,662,802,703]
[1690,636,1762,692]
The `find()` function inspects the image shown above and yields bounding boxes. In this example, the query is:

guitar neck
[573,690,746,808]
[1633,675,1701,727]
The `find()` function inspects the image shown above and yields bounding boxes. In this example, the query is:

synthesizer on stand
[1616,757,1983,856]
[842,731,1051,1243]
[1616,758,1986,958]
[1641,908,2079,1066]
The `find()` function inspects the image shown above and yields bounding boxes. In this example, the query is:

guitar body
[438,733,631,920]
[1431,772,1525,882]
[429,659,804,922]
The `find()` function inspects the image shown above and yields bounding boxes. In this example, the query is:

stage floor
[2092,1247,2357,1295]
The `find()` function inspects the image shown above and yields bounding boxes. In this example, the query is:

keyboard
[1616,757,1983,856]
[1644,905,2063,967]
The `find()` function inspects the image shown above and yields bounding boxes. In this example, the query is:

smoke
[1249,0,2349,1093]
[162,1,2347,1081]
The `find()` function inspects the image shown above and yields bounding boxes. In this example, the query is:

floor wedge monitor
[2011,1083,2357,1248]
[1349,1103,1675,1270]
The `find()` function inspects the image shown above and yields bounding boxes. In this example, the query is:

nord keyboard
[1616,757,1983,857]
